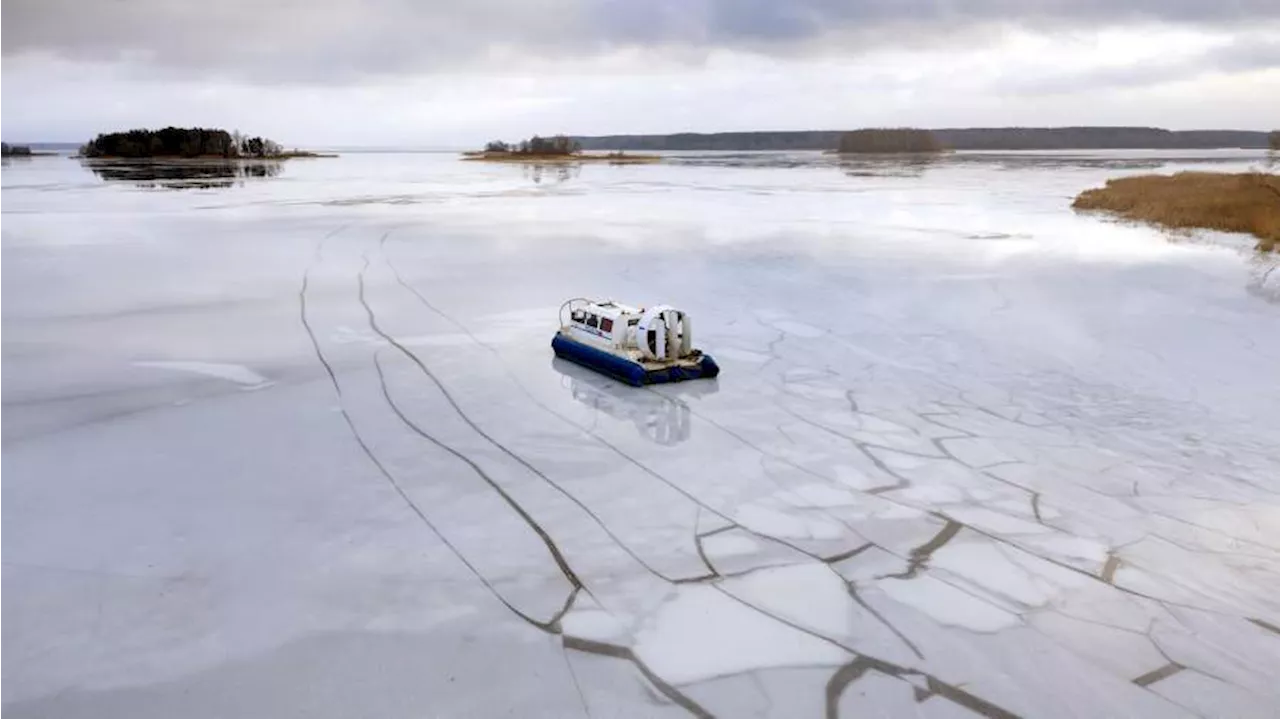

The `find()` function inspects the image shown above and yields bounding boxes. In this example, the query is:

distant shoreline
[574,127,1273,152]
[461,151,661,164]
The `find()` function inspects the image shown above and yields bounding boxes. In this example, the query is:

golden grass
[461,151,661,164]
[1073,172,1280,251]
[274,151,338,159]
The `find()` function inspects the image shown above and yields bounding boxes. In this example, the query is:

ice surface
[878,576,1023,632]
[632,584,850,684]
[4,149,1279,717]
[778,483,860,508]
[720,563,855,638]
[132,360,273,388]
[701,532,759,557]
[733,502,846,540]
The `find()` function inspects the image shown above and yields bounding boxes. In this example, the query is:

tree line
[79,127,285,159]
[574,128,1275,152]
[484,134,582,156]
[837,129,944,153]
[2,142,33,157]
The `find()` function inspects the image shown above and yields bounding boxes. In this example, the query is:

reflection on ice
[82,158,283,189]
[523,162,581,184]
[552,357,720,445]
[837,154,943,178]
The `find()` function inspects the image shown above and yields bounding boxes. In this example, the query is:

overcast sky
[3,0,1278,146]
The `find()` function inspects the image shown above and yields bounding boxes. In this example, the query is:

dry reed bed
[1073,171,1280,251]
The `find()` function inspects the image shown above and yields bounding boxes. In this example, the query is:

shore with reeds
[1073,172,1280,251]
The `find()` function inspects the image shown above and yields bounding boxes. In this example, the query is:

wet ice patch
[946,506,1047,535]
[395,333,476,348]
[561,607,631,644]
[721,563,854,639]
[939,437,1016,468]
[475,307,558,327]
[702,533,759,558]
[714,347,772,364]
[632,584,849,684]
[396,331,520,348]
[830,670,942,718]
[896,483,968,505]
[702,528,812,575]
[831,464,879,491]
[771,320,825,338]
[1030,611,1167,680]
[832,546,909,584]
[734,503,844,540]
[780,484,858,508]
[932,541,1061,609]
[328,325,382,345]
[877,575,1021,632]
[133,361,272,389]
[1147,666,1278,718]
[1017,534,1110,567]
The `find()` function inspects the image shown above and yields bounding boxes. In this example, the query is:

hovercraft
[551,298,720,386]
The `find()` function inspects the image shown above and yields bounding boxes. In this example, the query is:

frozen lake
[4,150,1279,718]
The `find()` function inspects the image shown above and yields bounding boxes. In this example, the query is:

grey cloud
[1210,35,1280,72]
[592,0,1280,45]
[2,0,584,81]
[5,0,1280,82]
[1000,34,1280,95]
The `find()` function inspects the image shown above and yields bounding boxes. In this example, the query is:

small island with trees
[463,134,660,164]
[78,127,332,159]
[835,128,947,154]
[2,142,57,157]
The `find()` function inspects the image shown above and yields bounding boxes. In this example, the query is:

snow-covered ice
[132,360,273,389]
[4,149,1279,717]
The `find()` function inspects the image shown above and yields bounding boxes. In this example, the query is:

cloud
[4,0,1279,83]
[997,32,1280,95]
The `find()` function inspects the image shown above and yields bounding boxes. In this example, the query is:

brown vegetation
[1072,172,1280,251]
[1270,131,1280,151]
[837,128,945,154]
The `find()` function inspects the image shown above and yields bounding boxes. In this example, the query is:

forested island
[574,127,1273,152]
[463,134,660,163]
[78,128,330,159]
[2,142,33,157]
[836,129,945,153]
